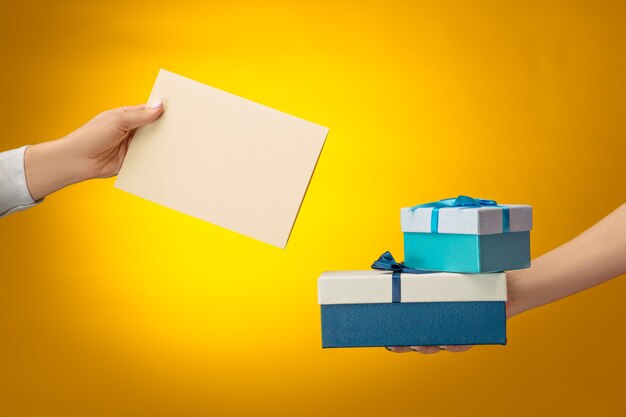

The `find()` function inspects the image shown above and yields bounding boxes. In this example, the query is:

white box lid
[401,205,532,235]
[318,270,507,305]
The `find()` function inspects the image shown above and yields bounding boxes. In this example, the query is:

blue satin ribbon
[409,195,510,233]
[371,251,433,303]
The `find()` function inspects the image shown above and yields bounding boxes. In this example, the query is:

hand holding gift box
[390,201,626,354]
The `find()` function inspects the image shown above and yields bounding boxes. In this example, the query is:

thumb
[115,99,164,130]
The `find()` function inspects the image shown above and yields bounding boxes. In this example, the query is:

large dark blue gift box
[319,270,507,348]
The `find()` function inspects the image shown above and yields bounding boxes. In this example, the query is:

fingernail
[147,99,163,109]
[384,347,393,351]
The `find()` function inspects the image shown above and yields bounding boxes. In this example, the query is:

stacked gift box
[318,195,533,348]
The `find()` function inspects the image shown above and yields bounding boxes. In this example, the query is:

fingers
[439,345,473,353]
[114,99,164,130]
[410,346,441,354]
[385,346,440,354]
[385,345,474,354]
[385,347,413,353]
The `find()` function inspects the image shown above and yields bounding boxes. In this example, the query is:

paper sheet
[115,69,328,248]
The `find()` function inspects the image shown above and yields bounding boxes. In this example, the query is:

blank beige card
[115,69,328,248]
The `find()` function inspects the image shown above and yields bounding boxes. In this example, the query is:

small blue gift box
[319,252,507,348]
[402,196,532,273]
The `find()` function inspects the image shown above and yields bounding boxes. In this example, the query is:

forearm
[507,203,626,317]
[24,138,91,200]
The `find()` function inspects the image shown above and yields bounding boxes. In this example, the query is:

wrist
[24,138,88,200]
[505,269,531,319]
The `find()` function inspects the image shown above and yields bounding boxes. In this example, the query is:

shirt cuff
[0,145,43,218]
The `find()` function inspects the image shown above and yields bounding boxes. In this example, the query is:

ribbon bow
[371,251,432,303]
[409,195,510,233]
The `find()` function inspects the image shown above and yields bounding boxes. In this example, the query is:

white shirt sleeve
[0,146,42,218]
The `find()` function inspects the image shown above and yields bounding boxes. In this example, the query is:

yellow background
[1,1,625,416]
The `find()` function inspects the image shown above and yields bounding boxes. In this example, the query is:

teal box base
[404,231,530,273]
